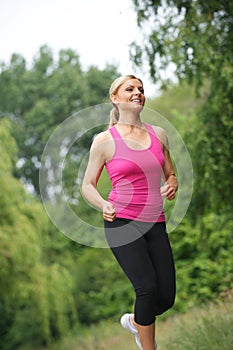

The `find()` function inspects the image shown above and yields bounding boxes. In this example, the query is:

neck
[118,111,143,128]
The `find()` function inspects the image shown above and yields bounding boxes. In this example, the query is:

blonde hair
[109,75,143,127]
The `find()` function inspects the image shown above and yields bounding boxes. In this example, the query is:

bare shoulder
[90,129,114,163]
[91,129,112,148]
[151,125,168,147]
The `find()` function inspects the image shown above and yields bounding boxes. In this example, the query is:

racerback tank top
[105,123,165,222]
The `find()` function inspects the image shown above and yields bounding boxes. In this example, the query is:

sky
[0,0,158,96]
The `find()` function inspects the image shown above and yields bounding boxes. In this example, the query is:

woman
[82,75,178,350]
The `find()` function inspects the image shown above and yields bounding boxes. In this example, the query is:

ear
[111,93,118,104]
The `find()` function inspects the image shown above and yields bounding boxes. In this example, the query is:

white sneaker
[120,313,143,349]
[120,313,157,350]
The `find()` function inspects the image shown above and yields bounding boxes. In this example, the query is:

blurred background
[0,1,232,349]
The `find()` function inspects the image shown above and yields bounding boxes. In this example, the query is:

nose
[134,88,141,95]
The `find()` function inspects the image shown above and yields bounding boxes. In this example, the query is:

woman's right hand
[103,201,116,222]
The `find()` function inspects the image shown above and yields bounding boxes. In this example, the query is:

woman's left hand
[160,183,176,200]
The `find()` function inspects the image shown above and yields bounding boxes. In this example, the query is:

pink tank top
[105,123,165,222]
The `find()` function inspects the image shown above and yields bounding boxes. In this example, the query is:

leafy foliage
[0,119,77,349]
[131,0,233,218]
[0,45,119,195]
[169,214,233,312]
[0,36,232,349]
[74,248,133,325]
[130,0,233,85]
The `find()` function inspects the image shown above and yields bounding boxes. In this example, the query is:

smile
[131,99,142,103]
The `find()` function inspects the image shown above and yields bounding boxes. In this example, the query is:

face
[111,79,146,111]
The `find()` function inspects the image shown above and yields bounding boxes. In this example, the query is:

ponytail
[109,104,119,127]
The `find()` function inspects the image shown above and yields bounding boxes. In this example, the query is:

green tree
[0,119,77,349]
[130,0,233,86]
[0,45,119,195]
[131,0,233,217]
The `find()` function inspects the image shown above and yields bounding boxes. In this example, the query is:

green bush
[74,248,133,325]
[170,214,233,313]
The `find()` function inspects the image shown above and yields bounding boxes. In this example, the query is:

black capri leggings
[104,219,176,326]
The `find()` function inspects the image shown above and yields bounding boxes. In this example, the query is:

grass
[50,294,233,350]
[156,295,233,350]
[50,320,136,350]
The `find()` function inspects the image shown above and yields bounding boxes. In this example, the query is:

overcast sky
[0,0,158,96]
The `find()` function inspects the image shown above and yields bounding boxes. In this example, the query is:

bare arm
[81,132,116,221]
[154,126,178,201]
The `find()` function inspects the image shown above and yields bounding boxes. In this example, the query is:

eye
[125,87,144,93]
